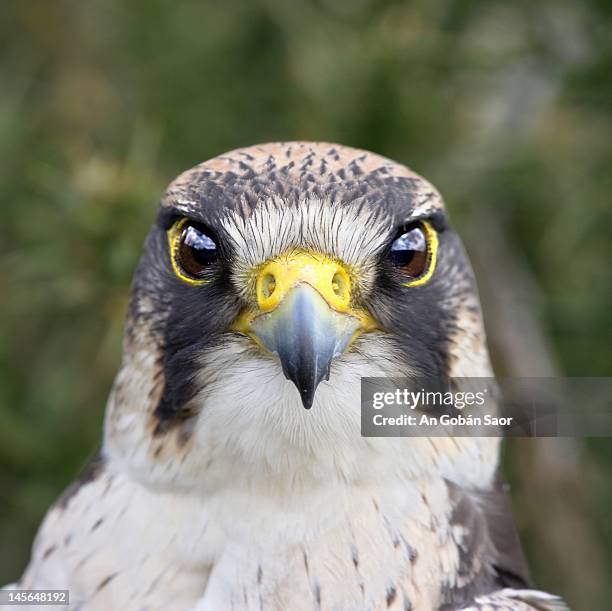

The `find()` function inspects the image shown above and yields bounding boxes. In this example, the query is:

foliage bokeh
[1,1,611,608]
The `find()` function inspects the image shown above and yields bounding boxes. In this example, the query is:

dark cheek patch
[150,271,243,435]
[368,232,476,379]
[369,277,449,377]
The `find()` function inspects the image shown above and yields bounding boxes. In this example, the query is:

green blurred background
[1,0,611,608]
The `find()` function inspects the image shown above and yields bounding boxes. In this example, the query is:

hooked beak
[232,251,377,409]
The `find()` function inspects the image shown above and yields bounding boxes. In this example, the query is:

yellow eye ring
[399,220,438,288]
[167,218,215,286]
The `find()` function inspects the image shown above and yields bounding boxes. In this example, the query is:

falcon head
[106,142,493,486]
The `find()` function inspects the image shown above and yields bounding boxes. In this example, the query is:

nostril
[332,271,349,301]
[261,273,276,299]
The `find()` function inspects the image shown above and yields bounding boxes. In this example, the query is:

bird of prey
[14,143,568,610]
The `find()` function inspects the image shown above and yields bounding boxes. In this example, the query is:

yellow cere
[402,220,439,288]
[255,251,351,313]
[167,218,211,286]
[232,250,379,334]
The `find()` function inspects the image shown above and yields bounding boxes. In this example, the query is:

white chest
[24,463,464,611]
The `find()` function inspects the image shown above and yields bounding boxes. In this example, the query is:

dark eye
[176,222,218,279]
[389,224,430,278]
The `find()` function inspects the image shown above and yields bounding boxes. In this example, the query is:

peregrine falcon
[13,143,568,610]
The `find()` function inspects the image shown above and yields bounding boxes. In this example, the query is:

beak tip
[299,387,315,410]
[251,284,359,412]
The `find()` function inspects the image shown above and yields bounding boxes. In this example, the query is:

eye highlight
[388,221,438,287]
[168,218,218,284]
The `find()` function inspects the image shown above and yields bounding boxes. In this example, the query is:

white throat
[105,332,499,499]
